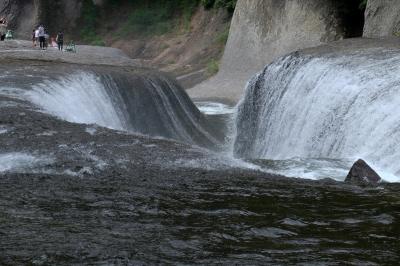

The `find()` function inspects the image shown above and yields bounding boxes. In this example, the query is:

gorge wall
[0,0,231,84]
[188,0,348,101]
[363,0,400,37]
[0,0,39,38]
[0,0,84,38]
[189,0,400,102]
[3,0,400,101]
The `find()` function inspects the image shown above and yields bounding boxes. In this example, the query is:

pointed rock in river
[345,159,382,185]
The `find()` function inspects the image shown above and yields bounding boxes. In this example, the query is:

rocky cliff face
[363,0,400,37]
[0,0,84,39]
[0,0,38,38]
[188,0,346,102]
[5,0,400,101]
[0,1,230,85]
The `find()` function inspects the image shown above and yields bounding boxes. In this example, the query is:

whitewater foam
[0,71,220,148]
[0,152,53,173]
[25,73,128,130]
[194,101,236,115]
[235,51,400,182]
[0,125,10,134]
[249,157,352,181]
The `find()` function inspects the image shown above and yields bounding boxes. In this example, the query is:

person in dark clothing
[56,31,64,51]
[44,30,49,48]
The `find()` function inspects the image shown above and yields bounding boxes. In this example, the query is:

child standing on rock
[32,29,36,46]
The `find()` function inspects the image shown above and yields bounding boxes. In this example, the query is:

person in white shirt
[38,25,45,50]
[35,27,39,46]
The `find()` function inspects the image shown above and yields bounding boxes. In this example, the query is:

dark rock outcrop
[345,159,382,185]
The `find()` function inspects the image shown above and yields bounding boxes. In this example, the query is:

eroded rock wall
[363,0,400,37]
[189,0,345,102]
[0,0,84,38]
[0,0,38,38]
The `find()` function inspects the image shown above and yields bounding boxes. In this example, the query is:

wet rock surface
[345,159,382,185]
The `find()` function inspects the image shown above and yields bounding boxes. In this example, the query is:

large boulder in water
[345,159,382,185]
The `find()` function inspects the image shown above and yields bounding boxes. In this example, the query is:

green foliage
[201,0,214,9]
[215,26,230,45]
[214,0,237,12]
[115,0,202,36]
[207,59,219,76]
[79,0,105,46]
[79,0,237,43]
[82,31,106,46]
[359,0,368,9]
[81,0,97,33]
[119,8,173,37]
[201,0,237,12]
[180,0,200,31]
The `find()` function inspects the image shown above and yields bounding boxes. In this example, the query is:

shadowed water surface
[1,171,399,265]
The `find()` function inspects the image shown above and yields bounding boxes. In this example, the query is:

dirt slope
[107,6,231,87]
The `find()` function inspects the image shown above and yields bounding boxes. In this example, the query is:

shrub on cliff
[201,0,237,12]
[78,0,237,43]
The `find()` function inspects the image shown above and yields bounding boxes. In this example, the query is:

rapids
[234,50,400,182]
[0,66,221,149]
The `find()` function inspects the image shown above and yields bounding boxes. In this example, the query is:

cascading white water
[234,50,400,181]
[0,152,53,173]
[194,101,236,115]
[0,71,221,148]
[26,73,129,130]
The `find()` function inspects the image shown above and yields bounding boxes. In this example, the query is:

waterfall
[26,73,129,131]
[234,50,400,178]
[11,71,220,148]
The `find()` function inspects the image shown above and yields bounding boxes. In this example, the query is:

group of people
[32,25,64,51]
[0,17,8,41]
[0,19,64,51]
